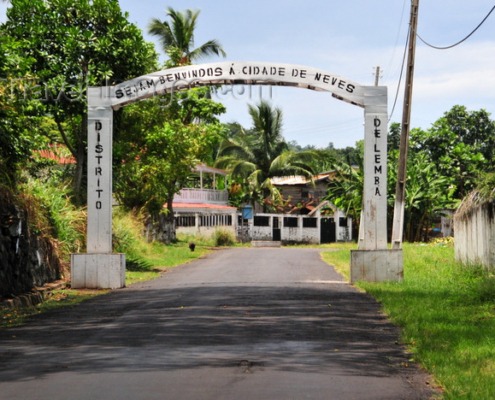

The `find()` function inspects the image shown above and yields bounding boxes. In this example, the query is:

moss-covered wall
[0,189,62,298]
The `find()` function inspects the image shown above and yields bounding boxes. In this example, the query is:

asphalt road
[0,248,436,400]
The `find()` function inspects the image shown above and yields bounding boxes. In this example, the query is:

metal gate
[272,217,281,241]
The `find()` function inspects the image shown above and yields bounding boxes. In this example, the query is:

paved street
[0,248,435,399]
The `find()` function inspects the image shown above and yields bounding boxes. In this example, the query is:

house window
[284,217,298,228]
[339,217,347,227]
[303,218,317,228]
[176,216,196,227]
[254,216,270,226]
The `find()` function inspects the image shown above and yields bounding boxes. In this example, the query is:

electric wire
[384,0,408,81]
[389,25,410,122]
[417,5,495,50]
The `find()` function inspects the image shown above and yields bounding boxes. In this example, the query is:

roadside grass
[322,242,495,399]
[113,210,214,285]
[1,289,105,329]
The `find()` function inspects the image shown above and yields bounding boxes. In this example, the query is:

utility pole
[391,0,420,248]
[374,66,382,86]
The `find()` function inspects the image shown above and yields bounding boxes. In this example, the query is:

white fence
[174,188,229,204]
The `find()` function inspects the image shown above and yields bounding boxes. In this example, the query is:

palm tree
[148,7,226,66]
[216,101,317,209]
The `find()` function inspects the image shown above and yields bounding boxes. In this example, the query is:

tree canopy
[2,0,158,201]
[216,101,318,209]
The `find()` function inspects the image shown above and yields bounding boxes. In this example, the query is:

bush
[112,209,153,271]
[214,228,236,247]
[21,177,85,256]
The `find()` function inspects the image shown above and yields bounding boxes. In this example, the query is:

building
[270,172,336,214]
[174,167,352,244]
[174,164,238,237]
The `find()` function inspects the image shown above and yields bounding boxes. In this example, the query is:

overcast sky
[1,1,494,148]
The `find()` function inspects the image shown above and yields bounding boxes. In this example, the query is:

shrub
[21,177,85,256]
[214,228,236,247]
[112,209,153,271]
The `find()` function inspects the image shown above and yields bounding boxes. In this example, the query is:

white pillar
[351,86,403,282]
[360,86,388,250]
[87,111,113,253]
[71,87,125,289]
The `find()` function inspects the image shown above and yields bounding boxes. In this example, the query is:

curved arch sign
[72,61,402,289]
[103,62,364,108]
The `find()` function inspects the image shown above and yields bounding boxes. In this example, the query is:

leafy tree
[325,159,363,238]
[115,108,224,243]
[116,7,228,243]
[0,33,53,185]
[3,0,157,202]
[216,101,316,210]
[407,106,495,199]
[148,7,226,66]
[402,152,457,241]
[388,122,401,152]
[443,105,495,165]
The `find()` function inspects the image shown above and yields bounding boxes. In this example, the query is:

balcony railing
[174,188,229,205]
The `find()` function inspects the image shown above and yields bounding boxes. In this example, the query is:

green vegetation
[216,101,318,210]
[213,228,236,247]
[114,7,227,243]
[22,176,85,258]
[3,0,158,202]
[113,209,212,285]
[322,242,495,399]
[1,289,106,329]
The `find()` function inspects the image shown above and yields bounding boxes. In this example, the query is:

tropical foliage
[115,90,225,243]
[149,7,226,67]
[216,101,317,210]
[114,7,227,243]
[2,0,157,202]
[326,105,494,242]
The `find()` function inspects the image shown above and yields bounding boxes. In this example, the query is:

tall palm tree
[148,7,226,66]
[216,101,317,209]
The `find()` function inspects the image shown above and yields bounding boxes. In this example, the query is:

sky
[1,1,495,149]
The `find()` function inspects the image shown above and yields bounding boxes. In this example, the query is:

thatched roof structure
[454,190,495,222]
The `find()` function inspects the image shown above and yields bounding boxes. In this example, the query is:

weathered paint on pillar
[351,86,403,282]
[71,87,125,289]
[360,86,388,250]
[87,115,113,253]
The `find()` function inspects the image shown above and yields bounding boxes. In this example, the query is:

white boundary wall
[454,202,495,268]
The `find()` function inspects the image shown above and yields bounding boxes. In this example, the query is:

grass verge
[322,242,495,399]
[1,289,105,329]
[113,210,213,286]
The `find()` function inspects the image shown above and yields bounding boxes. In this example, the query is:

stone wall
[0,189,63,298]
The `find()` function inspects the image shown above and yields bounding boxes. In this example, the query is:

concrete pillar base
[71,254,126,289]
[350,249,403,283]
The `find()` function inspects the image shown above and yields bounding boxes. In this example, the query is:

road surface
[0,248,436,399]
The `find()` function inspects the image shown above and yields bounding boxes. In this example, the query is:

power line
[417,5,495,50]
[384,0,408,81]
[389,26,410,122]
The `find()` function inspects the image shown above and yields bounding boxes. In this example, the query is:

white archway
[71,61,403,288]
